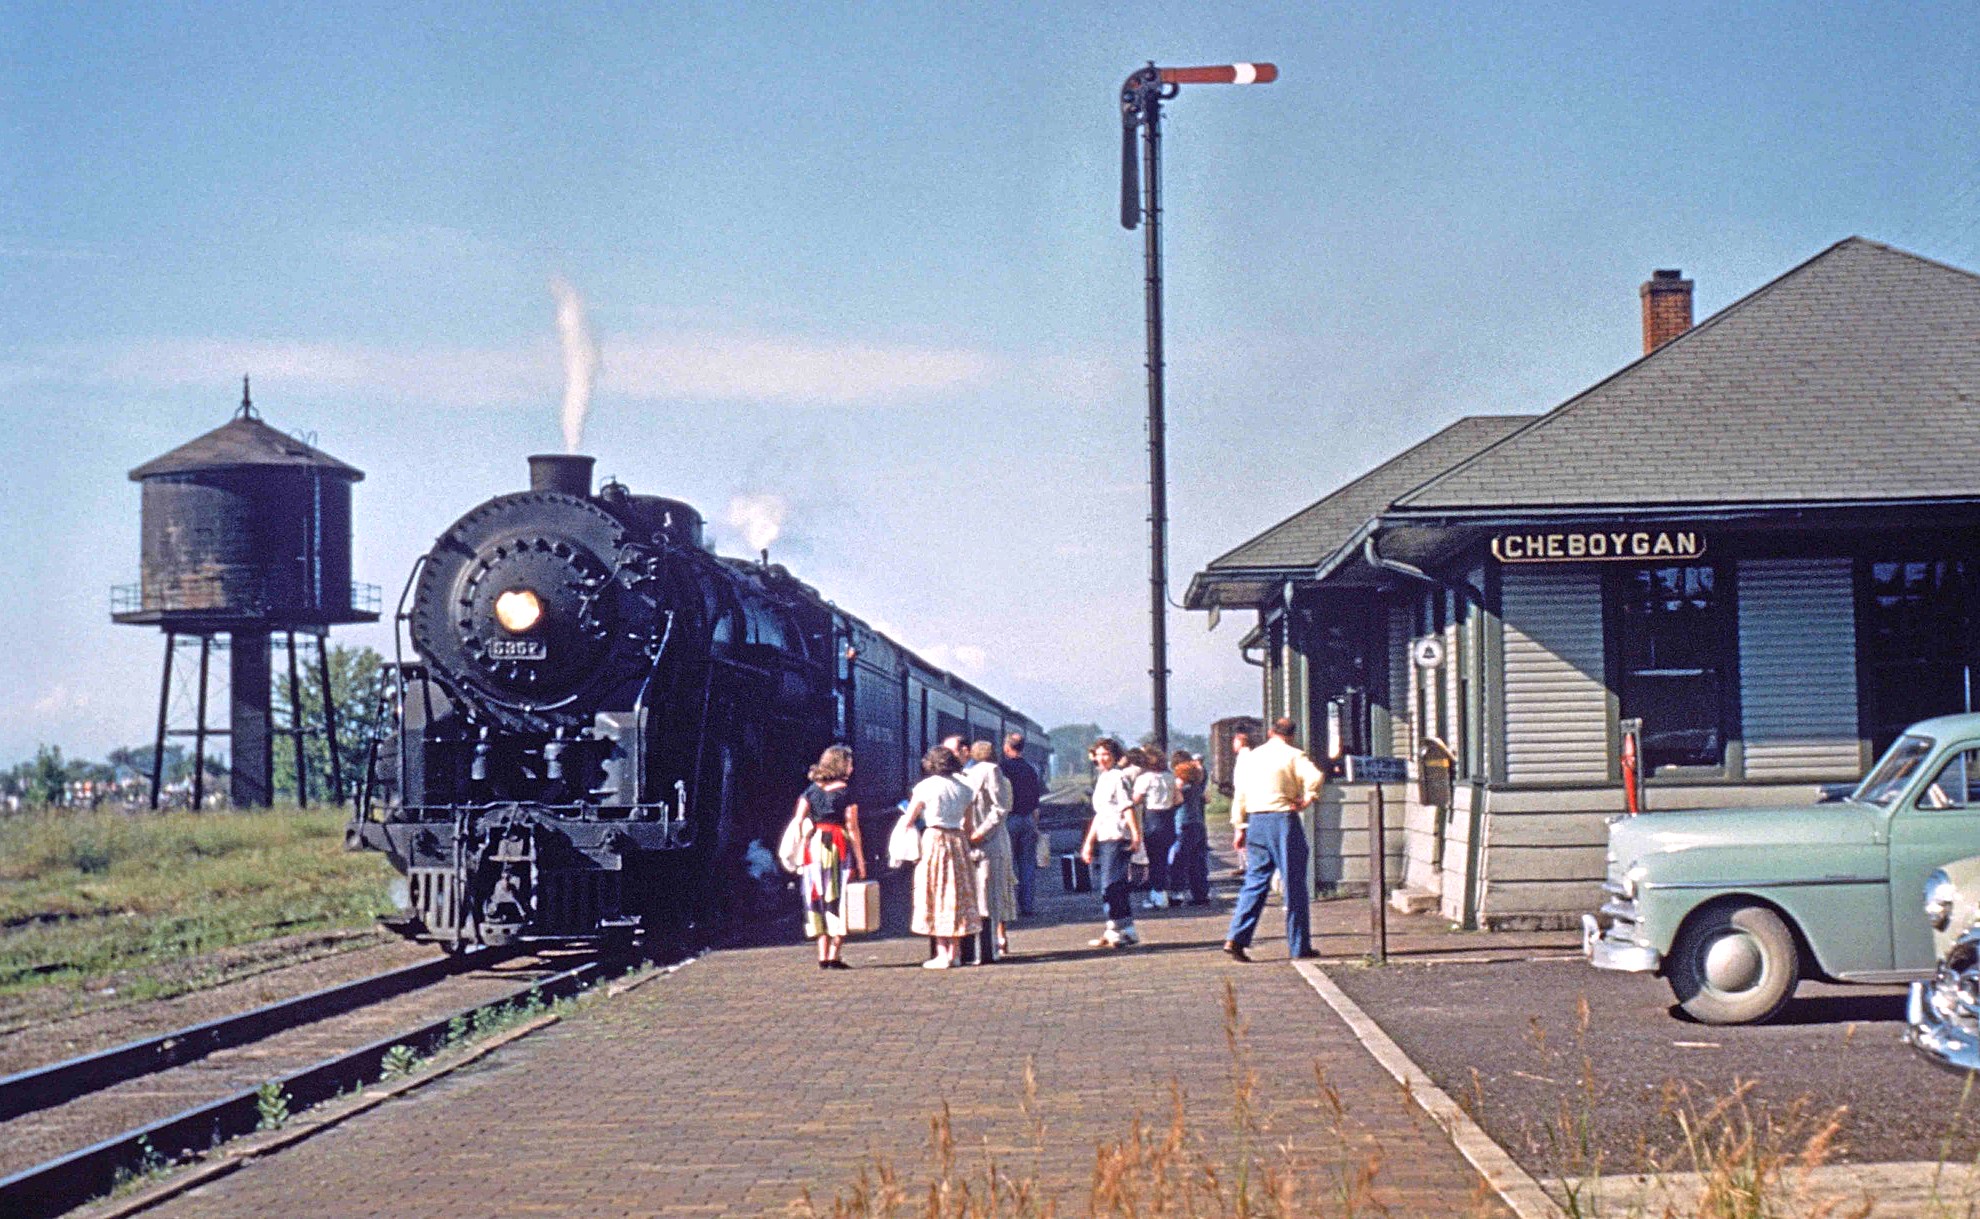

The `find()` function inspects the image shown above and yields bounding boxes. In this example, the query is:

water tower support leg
[150,632,174,809]
[230,631,273,808]
[316,635,345,803]
[286,631,308,807]
[193,636,211,812]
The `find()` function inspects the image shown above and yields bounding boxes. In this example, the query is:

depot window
[1609,564,1733,773]
[1858,560,1980,754]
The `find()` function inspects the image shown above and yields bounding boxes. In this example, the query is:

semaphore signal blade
[1157,63,1278,86]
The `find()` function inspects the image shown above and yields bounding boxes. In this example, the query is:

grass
[800,983,1980,1219]
[0,803,397,1000]
[1515,994,1977,1218]
[795,982,1455,1219]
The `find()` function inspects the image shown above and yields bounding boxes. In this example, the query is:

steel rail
[0,949,515,1123]
[0,956,604,1219]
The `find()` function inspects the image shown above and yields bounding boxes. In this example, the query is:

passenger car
[1904,853,1980,1070]
[1584,713,1980,1024]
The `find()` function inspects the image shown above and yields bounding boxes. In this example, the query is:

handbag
[775,808,811,874]
[887,809,923,868]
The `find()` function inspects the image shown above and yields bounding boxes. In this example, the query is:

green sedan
[1584,713,1980,1024]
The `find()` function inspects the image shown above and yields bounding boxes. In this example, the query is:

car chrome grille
[1929,936,1980,1034]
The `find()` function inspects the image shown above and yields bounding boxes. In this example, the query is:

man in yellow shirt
[1223,717,1324,962]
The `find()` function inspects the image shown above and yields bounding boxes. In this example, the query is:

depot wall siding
[1738,559,1863,780]
[1500,568,1610,783]
[1471,780,1838,927]
[1439,783,1481,924]
[1309,783,1406,894]
[1389,607,1415,762]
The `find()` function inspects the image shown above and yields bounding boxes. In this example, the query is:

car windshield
[1854,734,1935,807]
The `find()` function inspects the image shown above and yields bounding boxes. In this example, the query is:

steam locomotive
[347,455,1048,948]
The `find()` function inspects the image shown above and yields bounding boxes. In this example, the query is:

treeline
[1045,723,1210,781]
[3,643,391,810]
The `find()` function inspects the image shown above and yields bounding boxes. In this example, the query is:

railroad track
[0,945,615,1219]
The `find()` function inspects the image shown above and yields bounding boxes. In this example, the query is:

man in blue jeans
[999,732,1043,916]
[1223,717,1325,962]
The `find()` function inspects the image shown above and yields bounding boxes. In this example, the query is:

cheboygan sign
[1490,529,1706,564]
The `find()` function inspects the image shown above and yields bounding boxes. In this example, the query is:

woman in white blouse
[905,745,981,969]
[1079,737,1143,948]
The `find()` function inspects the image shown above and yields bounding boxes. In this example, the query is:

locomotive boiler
[348,455,1048,948]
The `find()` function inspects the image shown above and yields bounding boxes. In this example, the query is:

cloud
[29,684,94,718]
[917,642,989,678]
[859,618,990,680]
[606,331,991,405]
[0,242,109,262]
[24,328,996,408]
[317,224,509,264]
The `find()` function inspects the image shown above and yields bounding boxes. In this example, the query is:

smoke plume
[550,277,599,453]
[725,493,789,553]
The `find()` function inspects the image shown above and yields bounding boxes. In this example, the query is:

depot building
[1187,238,1980,929]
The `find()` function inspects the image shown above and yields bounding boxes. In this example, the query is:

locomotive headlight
[494,588,544,634]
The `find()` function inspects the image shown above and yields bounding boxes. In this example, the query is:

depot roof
[1184,415,1531,609]
[1188,237,1980,611]
[1389,238,1980,516]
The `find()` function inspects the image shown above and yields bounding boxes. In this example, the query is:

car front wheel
[1665,903,1800,1024]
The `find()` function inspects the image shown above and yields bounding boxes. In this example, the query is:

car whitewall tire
[1666,902,1800,1025]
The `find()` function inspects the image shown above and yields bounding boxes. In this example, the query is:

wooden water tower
[112,380,380,807]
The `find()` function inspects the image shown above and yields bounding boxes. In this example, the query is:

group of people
[1076,716,1326,960]
[793,731,1042,971]
[792,714,1325,969]
[1074,739,1212,948]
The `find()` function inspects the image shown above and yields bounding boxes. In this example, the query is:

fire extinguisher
[1619,717,1644,815]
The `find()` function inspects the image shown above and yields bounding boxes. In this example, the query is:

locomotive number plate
[488,639,547,661]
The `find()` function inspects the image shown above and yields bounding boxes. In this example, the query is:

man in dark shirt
[1000,732,1043,916]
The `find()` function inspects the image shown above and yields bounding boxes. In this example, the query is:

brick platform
[138,863,1528,1217]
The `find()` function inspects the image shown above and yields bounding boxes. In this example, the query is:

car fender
[1643,880,1891,978]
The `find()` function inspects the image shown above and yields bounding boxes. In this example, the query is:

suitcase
[1059,853,1092,893]
[842,880,881,935]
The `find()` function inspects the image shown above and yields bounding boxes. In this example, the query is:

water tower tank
[114,386,379,811]
[118,399,371,627]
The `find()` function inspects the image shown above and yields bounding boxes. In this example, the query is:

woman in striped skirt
[798,745,864,969]
[907,744,980,969]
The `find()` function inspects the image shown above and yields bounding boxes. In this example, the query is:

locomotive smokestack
[529,454,595,498]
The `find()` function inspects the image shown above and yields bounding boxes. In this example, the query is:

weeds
[382,990,570,1083]
[379,1044,420,1081]
[254,1082,291,1131]
[1523,993,1945,1218]
[795,984,1426,1219]
[109,1135,172,1196]
[0,805,396,999]
[797,980,1974,1219]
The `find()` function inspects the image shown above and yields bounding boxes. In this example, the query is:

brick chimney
[1640,268,1693,354]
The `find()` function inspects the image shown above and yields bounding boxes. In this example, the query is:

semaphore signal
[1118,61,1278,755]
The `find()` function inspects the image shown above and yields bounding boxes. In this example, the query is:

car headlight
[1622,864,1647,900]
[1925,868,1959,931]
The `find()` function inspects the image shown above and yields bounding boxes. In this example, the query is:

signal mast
[1119,61,1277,754]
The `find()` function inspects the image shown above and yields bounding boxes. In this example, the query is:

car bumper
[1583,911,1661,973]
[1906,977,1980,1073]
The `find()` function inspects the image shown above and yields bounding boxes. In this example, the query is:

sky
[3,2,1978,765]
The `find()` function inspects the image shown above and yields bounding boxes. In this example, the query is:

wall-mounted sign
[1411,636,1445,669]
[1346,755,1409,784]
[1490,529,1705,564]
